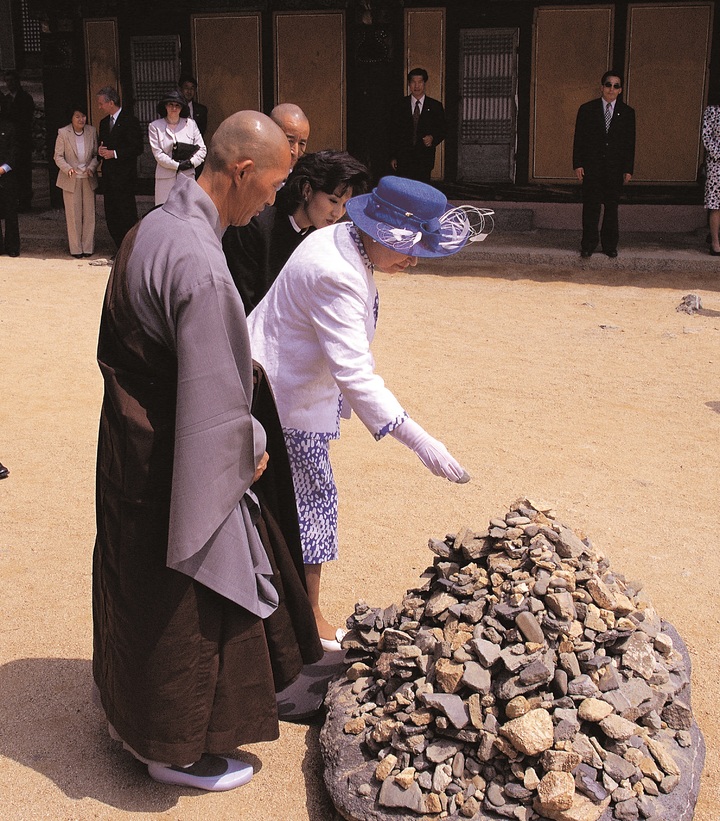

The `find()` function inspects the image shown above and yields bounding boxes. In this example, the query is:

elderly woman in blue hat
[248,176,483,650]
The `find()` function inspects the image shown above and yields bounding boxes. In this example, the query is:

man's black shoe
[606,250,618,258]
[7,251,19,257]
[0,462,9,479]
[580,250,593,258]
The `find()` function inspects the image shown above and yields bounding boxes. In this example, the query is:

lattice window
[131,36,181,129]
[460,30,517,144]
[21,0,41,52]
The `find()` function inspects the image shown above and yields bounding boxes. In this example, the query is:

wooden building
[2,0,718,203]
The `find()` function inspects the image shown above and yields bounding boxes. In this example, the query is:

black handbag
[172,141,199,162]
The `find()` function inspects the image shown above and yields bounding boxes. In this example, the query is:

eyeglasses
[603,82,622,89]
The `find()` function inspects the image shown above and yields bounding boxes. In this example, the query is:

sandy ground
[1,235,719,820]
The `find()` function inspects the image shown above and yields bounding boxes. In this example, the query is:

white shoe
[148,754,253,791]
[320,628,347,653]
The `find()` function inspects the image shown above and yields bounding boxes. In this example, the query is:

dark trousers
[581,200,619,253]
[396,156,432,184]
[15,148,33,211]
[103,178,138,250]
[581,170,622,253]
[0,180,20,255]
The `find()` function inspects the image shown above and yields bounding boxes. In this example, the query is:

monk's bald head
[201,111,292,228]
[270,103,310,167]
[205,110,290,175]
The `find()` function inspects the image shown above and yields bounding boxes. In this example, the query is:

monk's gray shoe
[148,754,253,791]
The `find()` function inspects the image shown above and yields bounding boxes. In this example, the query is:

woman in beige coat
[54,105,99,257]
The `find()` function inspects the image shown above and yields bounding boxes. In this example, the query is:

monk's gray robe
[93,175,289,764]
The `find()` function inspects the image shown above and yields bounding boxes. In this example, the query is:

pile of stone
[320,499,704,821]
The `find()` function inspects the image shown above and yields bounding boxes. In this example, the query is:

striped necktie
[605,103,612,132]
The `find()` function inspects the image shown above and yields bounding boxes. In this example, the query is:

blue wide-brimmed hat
[345,175,471,258]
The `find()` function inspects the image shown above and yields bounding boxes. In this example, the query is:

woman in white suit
[54,105,99,258]
[148,89,206,205]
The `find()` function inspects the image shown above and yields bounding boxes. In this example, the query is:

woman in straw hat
[249,175,488,651]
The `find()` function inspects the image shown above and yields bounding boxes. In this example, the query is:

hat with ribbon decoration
[346,175,490,258]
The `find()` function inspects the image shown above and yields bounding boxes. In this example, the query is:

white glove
[390,418,470,483]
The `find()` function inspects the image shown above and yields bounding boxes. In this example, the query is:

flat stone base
[320,621,704,821]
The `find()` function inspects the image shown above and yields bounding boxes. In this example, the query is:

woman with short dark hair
[54,103,99,257]
[223,149,370,313]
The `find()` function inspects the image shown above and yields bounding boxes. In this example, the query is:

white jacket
[148,117,206,203]
[248,222,406,437]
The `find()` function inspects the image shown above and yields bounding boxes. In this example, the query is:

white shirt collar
[411,94,426,111]
[288,214,307,234]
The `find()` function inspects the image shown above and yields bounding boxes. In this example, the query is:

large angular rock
[536,770,575,811]
[534,793,611,821]
[499,708,554,756]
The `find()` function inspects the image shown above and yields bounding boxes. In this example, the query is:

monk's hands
[253,451,269,483]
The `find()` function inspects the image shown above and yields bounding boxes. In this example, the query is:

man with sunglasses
[573,71,636,258]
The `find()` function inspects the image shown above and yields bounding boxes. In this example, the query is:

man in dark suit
[97,86,144,250]
[0,105,20,256]
[573,70,636,258]
[389,67,446,183]
[2,71,34,212]
[179,74,208,136]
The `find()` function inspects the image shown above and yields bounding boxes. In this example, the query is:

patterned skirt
[282,427,339,564]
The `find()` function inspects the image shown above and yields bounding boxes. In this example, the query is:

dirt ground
[0,248,718,820]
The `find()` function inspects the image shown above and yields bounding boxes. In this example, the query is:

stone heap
[320,500,705,821]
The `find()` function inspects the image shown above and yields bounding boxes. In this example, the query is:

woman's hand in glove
[390,418,470,483]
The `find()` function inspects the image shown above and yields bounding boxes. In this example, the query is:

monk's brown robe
[93,175,321,765]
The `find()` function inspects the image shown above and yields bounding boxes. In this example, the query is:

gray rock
[462,661,492,694]
[473,637,502,667]
[378,776,425,812]
[568,674,599,697]
[486,781,506,806]
[555,525,588,558]
[575,762,609,801]
[515,611,545,644]
[614,798,640,820]
[603,751,638,782]
[661,699,692,730]
[519,658,554,686]
[546,591,576,620]
[500,646,532,673]
[425,737,464,763]
[420,692,469,729]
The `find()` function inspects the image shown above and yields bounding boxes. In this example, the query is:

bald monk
[93,112,320,791]
[270,102,310,168]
